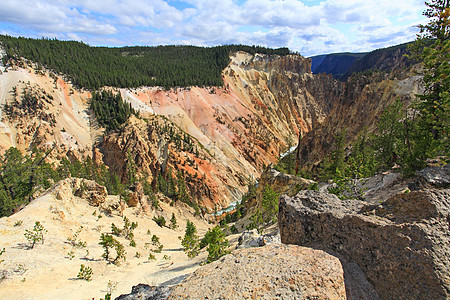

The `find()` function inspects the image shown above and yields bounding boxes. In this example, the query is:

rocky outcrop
[236,228,280,249]
[116,284,171,300]
[259,168,316,197]
[53,177,107,206]
[101,115,246,212]
[279,189,450,300]
[169,244,346,299]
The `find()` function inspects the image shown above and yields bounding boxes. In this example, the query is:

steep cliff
[0,57,98,157]
[297,65,422,170]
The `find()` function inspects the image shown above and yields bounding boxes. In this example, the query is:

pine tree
[181,220,199,258]
[412,0,449,162]
[205,226,230,263]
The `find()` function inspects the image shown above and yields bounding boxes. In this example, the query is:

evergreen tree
[205,226,230,263]
[411,0,449,163]
[181,220,199,258]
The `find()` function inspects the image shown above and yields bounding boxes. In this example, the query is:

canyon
[0,40,446,300]
[0,47,420,211]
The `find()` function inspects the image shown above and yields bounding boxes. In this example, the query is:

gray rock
[236,229,264,249]
[236,229,281,249]
[169,244,346,299]
[416,164,450,188]
[279,189,450,300]
[115,284,171,300]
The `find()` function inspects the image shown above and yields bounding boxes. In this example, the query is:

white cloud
[0,0,428,56]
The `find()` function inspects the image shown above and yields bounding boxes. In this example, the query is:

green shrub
[24,221,47,249]
[67,226,87,249]
[98,233,126,265]
[169,213,177,229]
[77,264,93,281]
[0,248,4,264]
[153,215,166,227]
[111,223,122,236]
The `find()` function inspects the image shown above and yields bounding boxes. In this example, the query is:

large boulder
[278,189,450,300]
[169,244,346,299]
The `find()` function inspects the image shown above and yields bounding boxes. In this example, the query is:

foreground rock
[279,189,450,300]
[169,244,346,299]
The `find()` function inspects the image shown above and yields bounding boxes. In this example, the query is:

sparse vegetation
[153,215,166,227]
[77,264,93,281]
[101,280,118,300]
[170,213,178,229]
[0,248,5,264]
[150,235,164,253]
[111,216,138,247]
[24,221,47,249]
[67,226,87,249]
[98,233,126,265]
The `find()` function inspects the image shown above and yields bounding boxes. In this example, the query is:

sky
[0,0,427,57]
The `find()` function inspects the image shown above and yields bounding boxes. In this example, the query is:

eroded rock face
[53,177,107,206]
[169,244,346,300]
[279,189,450,300]
[260,168,316,197]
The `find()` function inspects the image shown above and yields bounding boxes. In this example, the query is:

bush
[67,226,87,249]
[77,264,93,281]
[0,248,4,264]
[98,233,126,265]
[111,217,138,246]
[24,221,47,249]
[153,215,166,227]
[169,213,177,229]
[111,223,122,236]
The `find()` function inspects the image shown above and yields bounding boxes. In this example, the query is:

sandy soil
[0,185,213,300]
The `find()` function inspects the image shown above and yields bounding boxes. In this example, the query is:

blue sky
[0,0,427,56]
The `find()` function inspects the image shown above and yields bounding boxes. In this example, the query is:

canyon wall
[0,49,421,211]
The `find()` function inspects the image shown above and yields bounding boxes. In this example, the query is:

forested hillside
[341,42,413,80]
[0,35,290,89]
[311,52,366,78]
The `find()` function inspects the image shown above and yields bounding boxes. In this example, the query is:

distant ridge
[309,41,415,81]
[0,35,290,90]
[341,42,414,80]
[310,52,366,77]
